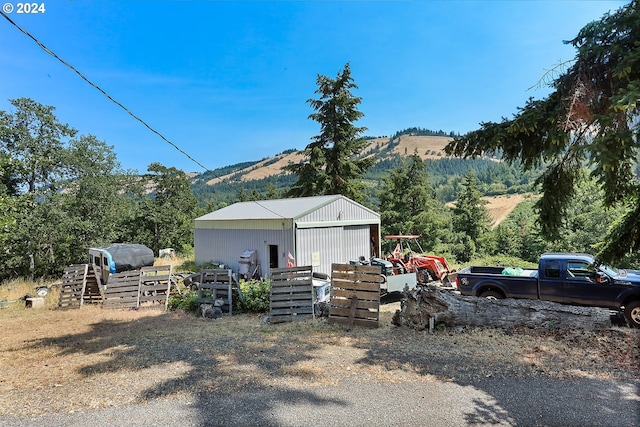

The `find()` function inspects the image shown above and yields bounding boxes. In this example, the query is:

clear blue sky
[0,0,627,173]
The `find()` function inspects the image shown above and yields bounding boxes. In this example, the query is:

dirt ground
[0,299,638,418]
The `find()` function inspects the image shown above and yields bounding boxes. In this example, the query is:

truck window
[544,261,560,278]
[566,261,595,281]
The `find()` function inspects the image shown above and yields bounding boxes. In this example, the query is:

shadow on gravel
[22,311,640,426]
[351,325,640,427]
[24,311,346,426]
[459,378,640,426]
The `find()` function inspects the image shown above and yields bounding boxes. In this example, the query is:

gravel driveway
[2,305,638,426]
[4,376,639,426]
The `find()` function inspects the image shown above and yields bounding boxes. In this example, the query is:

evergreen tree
[264,183,280,199]
[284,63,374,202]
[378,152,450,251]
[452,171,492,243]
[445,1,640,262]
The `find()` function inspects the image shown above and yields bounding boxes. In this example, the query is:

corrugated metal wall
[195,227,294,276]
[298,198,378,223]
[295,225,371,276]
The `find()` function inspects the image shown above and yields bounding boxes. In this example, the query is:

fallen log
[392,285,613,331]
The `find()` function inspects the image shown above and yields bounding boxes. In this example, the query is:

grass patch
[0,277,61,310]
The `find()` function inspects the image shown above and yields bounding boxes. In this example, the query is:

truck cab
[538,253,640,310]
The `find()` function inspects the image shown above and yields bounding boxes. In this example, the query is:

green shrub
[177,260,222,273]
[239,279,270,312]
[168,290,199,312]
[468,255,537,269]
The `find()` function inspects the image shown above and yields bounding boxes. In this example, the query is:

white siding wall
[194,197,380,279]
[194,227,294,276]
[295,225,371,276]
[298,198,378,223]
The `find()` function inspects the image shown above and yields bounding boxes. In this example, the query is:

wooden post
[346,294,358,331]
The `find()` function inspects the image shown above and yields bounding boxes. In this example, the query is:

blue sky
[0,0,627,173]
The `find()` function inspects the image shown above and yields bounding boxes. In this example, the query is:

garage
[194,195,381,278]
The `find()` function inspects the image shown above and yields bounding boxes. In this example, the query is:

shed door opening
[269,245,278,269]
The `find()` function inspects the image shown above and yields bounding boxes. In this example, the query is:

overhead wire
[1,10,288,218]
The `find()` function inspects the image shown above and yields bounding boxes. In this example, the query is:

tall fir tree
[378,152,450,251]
[453,171,492,242]
[284,63,374,202]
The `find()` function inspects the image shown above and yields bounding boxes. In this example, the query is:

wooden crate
[328,263,381,329]
[139,265,172,310]
[58,264,88,309]
[102,270,142,309]
[269,266,314,324]
[197,269,233,316]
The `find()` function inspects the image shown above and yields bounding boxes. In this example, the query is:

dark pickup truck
[456,253,640,327]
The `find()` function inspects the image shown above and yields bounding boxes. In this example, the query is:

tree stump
[392,285,613,331]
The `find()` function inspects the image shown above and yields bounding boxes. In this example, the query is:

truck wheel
[624,301,640,328]
[480,290,504,300]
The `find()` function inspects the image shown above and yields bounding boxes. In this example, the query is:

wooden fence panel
[102,270,141,309]
[197,269,233,316]
[269,266,314,324]
[139,265,172,310]
[58,264,89,308]
[328,263,381,329]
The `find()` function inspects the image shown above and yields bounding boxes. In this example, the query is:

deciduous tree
[0,97,76,195]
[138,162,198,254]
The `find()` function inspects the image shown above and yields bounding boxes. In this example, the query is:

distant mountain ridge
[189,132,540,226]
[192,134,454,186]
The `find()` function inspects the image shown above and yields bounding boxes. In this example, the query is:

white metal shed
[194,195,381,278]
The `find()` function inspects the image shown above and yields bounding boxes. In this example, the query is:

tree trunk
[392,285,613,331]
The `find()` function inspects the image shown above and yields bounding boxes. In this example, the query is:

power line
[1,11,288,218]
[1,11,211,173]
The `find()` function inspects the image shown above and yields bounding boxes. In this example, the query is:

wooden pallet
[328,263,381,329]
[197,269,233,316]
[269,266,314,323]
[82,264,103,305]
[139,265,172,310]
[102,270,142,309]
[58,264,89,308]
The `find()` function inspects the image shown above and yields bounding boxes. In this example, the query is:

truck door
[538,260,564,303]
[562,260,621,308]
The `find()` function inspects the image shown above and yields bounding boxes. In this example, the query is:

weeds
[239,279,270,312]
[168,291,199,312]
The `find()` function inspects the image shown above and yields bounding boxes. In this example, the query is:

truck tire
[623,301,640,328]
[480,290,504,300]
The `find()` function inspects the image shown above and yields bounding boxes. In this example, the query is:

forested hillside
[190,133,542,209]
[1,97,638,283]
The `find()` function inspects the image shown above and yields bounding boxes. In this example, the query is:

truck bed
[456,266,539,299]
[462,266,538,277]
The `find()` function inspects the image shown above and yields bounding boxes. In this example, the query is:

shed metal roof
[195,195,378,221]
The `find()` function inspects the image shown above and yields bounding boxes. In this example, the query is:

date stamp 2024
[3,2,46,14]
